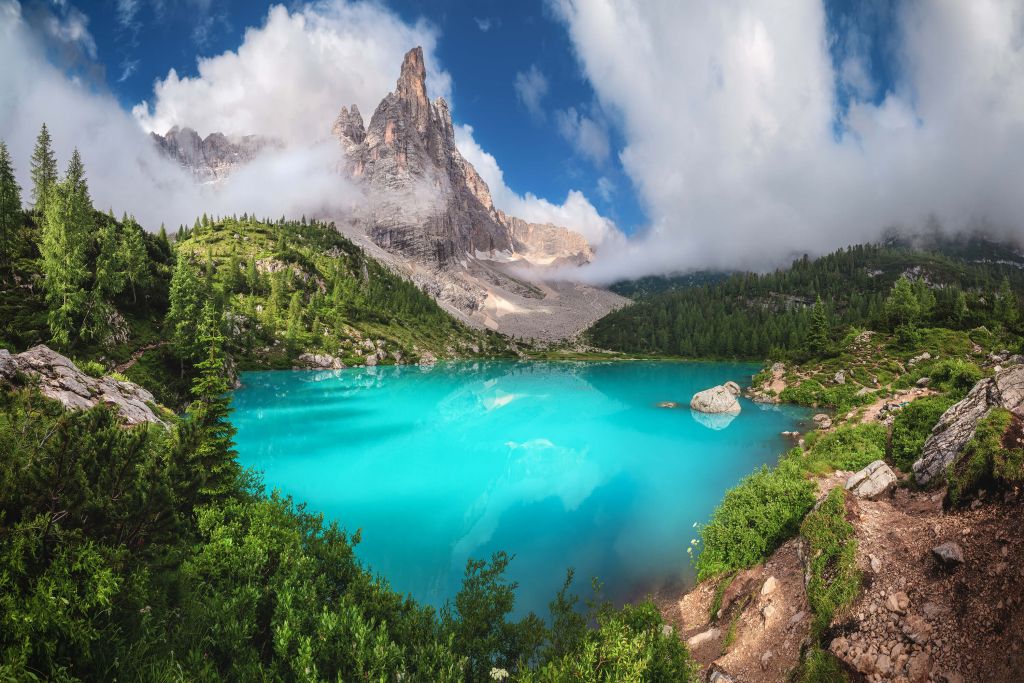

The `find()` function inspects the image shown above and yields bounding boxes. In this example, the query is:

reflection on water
[232,361,810,616]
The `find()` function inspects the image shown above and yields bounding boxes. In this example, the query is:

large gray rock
[845,460,897,499]
[0,346,164,425]
[690,385,742,414]
[912,366,1024,485]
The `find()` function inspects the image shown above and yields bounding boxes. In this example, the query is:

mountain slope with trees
[587,240,1024,359]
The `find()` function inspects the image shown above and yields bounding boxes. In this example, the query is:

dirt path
[114,341,168,374]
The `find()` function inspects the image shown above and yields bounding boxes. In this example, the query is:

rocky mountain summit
[330,48,621,339]
[151,126,278,182]
[0,346,165,425]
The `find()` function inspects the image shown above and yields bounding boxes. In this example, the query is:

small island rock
[690,384,742,414]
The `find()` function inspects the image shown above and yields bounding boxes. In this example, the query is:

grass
[793,646,849,683]
[708,572,736,622]
[946,408,1024,506]
[800,488,861,639]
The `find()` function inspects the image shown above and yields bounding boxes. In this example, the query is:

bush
[890,395,956,470]
[806,423,887,472]
[800,488,860,638]
[696,459,816,580]
[78,359,106,378]
[929,359,984,398]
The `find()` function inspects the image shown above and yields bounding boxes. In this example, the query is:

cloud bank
[551,0,1024,281]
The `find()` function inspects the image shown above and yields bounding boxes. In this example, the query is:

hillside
[588,238,1024,358]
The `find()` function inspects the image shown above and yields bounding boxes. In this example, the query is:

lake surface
[232,361,810,617]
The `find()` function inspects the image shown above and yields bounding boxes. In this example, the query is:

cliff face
[336,47,590,268]
[151,126,277,182]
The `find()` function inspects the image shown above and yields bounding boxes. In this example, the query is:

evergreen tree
[0,140,21,264]
[996,276,1020,328]
[286,291,303,350]
[806,296,830,357]
[166,252,205,367]
[30,123,58,215]
[185,300,239,501]
[39,150,92,348]
[81,215,125,344]
[884,276,921,330]
[119,216,150,302]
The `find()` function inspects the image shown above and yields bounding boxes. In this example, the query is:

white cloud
[474,16,492,32]
[596,176,614,201]
[514,64,549,122]
[41,2,96,59]
[455,123,621,248]
[115,0,138,30]
[0,1,360,231]
[554,106,610,165]
[550,0,1024,281]
[133,1,452,144]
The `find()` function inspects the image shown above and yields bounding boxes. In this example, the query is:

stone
[760,650,773,670]
[869,554,882,573]
[834,370,846,384]
[761,602,777,622]
[906,653,931,682]
[886,591,910,614]
[708,669,735,683]
[723,380,742,396]
[846,460,898,499]
[813,413,833,430]
[686,627,719,648]
[0,345,164,425]
[657,401,681,409]
[932,542,964,568]
[916,376,931,388]
[913,366,1024,486]
[365,354,378,367]
[690,385,742,414]
[418,351,437,366]
[761,576,779,595]
[901,614,931,645]
[908,352,932,367]
[874,653,892,676]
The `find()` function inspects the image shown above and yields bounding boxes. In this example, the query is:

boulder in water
[690,384,741,415]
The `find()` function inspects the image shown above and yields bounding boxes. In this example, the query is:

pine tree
[806,296,830,356]
[995,276,1020,328]
[185,300,238,501]
[166,252,205,368]
[286,291,303,350]
[119,216,150,302]
[39,150,92,348]
[30,123,58,216]
[0,140,21,264]
[81,214,125,344]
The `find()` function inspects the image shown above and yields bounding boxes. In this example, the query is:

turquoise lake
[232,361,810,616]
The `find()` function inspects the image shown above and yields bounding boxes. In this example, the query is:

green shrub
[808,423,887,471]
[946,408,1024,506]
[800,488,860,638]
[929,358,984,397]
[78,359,106,378]
[780,380,872,413]
[890,395,956,470]
[696,460,816,580]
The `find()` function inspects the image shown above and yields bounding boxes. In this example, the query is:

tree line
[588,242,1024,359]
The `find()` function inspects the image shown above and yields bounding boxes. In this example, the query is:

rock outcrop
[690,383,742,414]
[152,126,279,181]
[0,346,164,425]
[336,47,591,270]
[913,366,1024,485]
[845,460,897,499]
[296,352,346,370]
